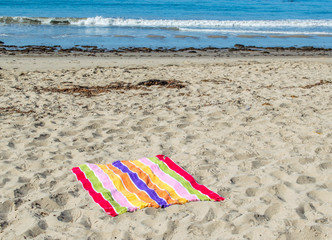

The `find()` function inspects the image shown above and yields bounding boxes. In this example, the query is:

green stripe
[79,164,127,214]
[148,157,210,201]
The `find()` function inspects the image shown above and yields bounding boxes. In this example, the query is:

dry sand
[0,55,331,239]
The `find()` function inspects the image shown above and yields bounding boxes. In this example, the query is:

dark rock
[81,45,98,49]
[137,79,185,88]
[234,44,245,49]
[137,79,169,86]
[50,20,70,25]
[23,18,41,24]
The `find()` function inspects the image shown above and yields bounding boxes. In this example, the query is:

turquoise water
[1,0,332,49]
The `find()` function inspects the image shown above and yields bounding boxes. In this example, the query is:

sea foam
[1,16,332,29]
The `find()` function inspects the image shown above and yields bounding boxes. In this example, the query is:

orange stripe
[122,161,179,205]
[97,164,148,208]
[106,164,159,207]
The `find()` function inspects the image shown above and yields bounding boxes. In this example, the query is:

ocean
[1,0,332,49]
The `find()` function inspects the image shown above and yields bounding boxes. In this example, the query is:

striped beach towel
[72,155,224,216]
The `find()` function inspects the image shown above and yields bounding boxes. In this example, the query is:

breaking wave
[1,16,332,29]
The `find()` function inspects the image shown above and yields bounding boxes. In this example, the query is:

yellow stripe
[131,160,188,204]
[97,164,148,208]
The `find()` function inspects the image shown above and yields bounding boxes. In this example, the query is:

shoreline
[1,44,332,58]
[1,45,332,73]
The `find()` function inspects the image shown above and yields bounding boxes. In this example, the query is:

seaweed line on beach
[300,80,332,89]
[2,45,332,58]
[33,79,186,97]
[255,80,331,90]
[0,106,35,116]
[281,80,332,89]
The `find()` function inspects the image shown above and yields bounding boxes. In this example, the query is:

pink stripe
[87,164,137,212]
[72,167,118,216]
[156,155,224,201]
[139,157,199,201]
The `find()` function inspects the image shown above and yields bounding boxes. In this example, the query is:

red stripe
[72,167,118,216]
[156,155,225,201]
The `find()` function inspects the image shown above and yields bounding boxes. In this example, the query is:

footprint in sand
[31,197,59,212]
[319,162,332,170]
[307,190,332,202]
[268,183,295,202]
[83,122,103,131]
[245,187,258,197]
[299,157,315,165]
[296,175,316,184]
[0,200,13,231]
[18,217,48,238]
[264,203,281,220]
[138,116,157,129]
[49,193,69,206]
[57,210,73,223]
[34,133,50,141]
[14,183,33,198]
[79,216,92,229]
[230,175,260,186]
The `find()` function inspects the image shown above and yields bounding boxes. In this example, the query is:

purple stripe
[139,158,199,201]
[112,161,170,208]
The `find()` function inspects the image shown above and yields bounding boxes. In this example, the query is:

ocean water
[1,0,332,49]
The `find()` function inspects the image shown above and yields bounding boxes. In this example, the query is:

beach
[0,51,332,239]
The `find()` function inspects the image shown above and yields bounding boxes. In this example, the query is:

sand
[0,54,331,239]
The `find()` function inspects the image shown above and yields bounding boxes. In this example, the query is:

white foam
[74,16,110,26]
[2,16,332,29]
[179,28,332,35]
[74,17,332,28]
